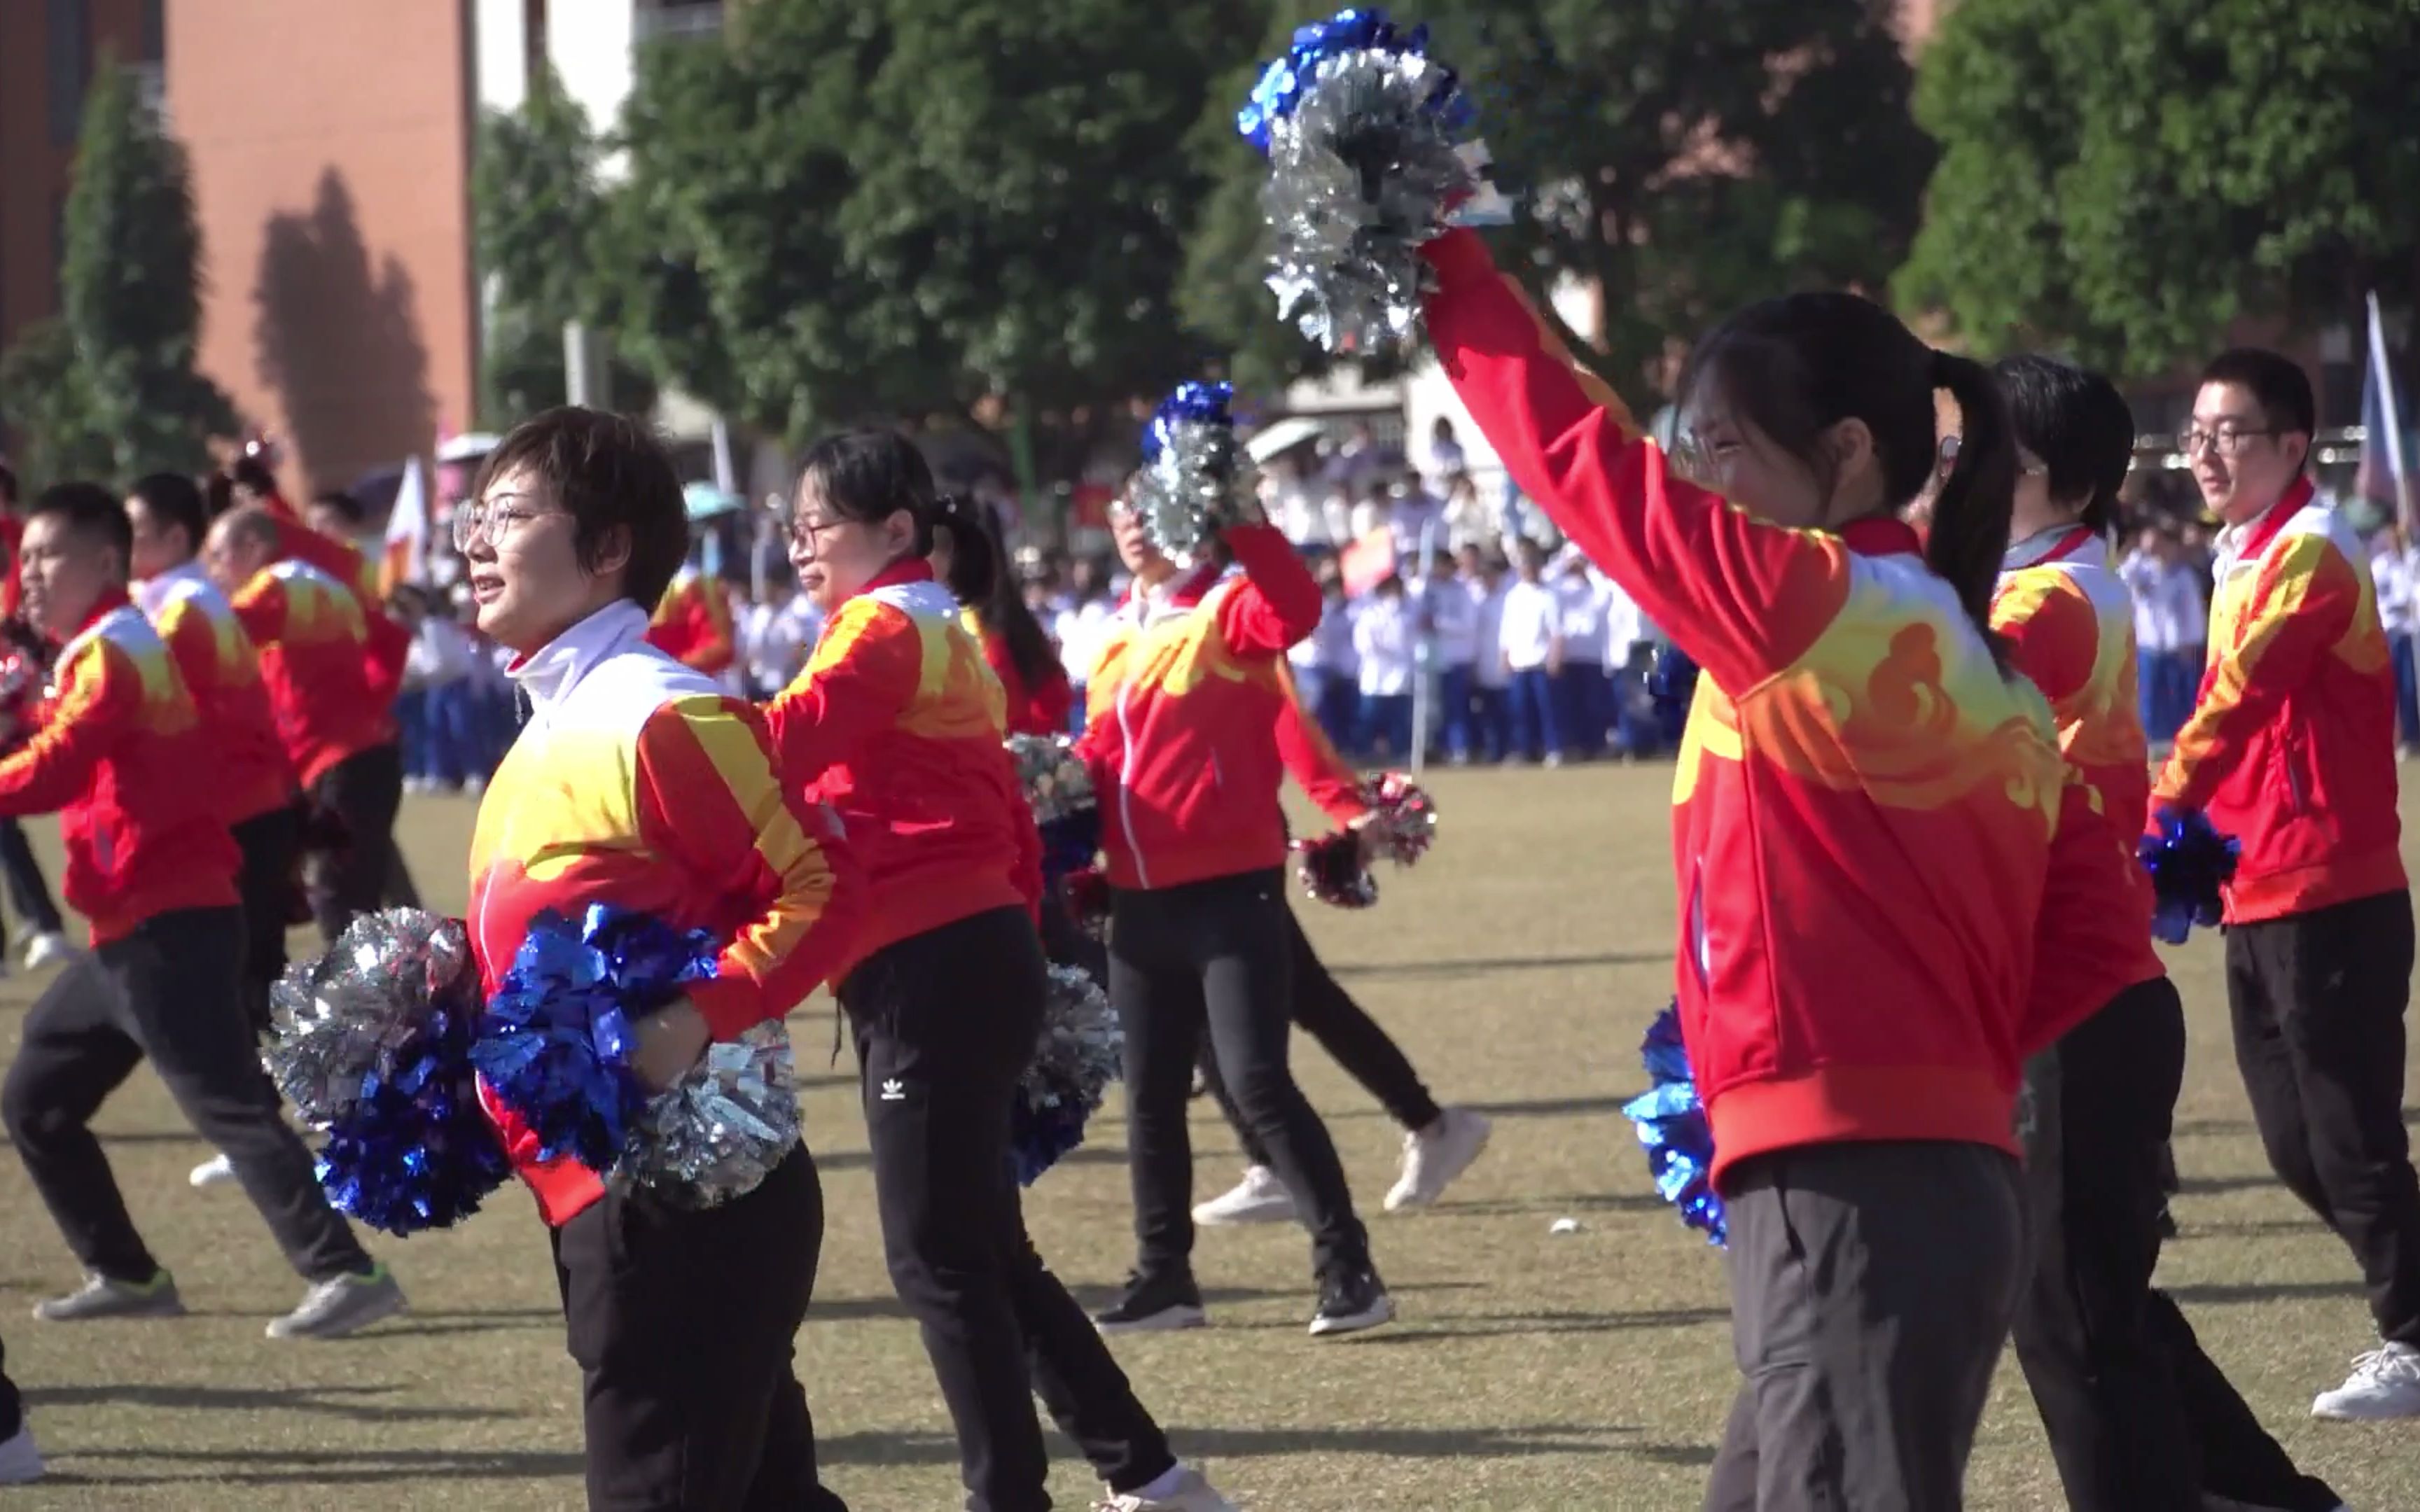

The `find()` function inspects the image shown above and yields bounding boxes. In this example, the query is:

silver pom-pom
[1006,733,1094,826]
[1013,965,1126,1184]
[1132,381,1262,568]
[265,908,474,1127]
[618,1019,800,1208]
[1261,48,1480,354]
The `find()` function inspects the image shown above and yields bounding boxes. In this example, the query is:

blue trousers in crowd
[2393,634,2420,748]
[1507,668,1562,762]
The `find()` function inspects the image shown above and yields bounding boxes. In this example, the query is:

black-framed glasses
[785,515,849,559]
[2177,424,2280,456]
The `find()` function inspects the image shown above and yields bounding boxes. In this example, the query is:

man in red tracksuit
[202,506,405,944]
[2154,348,2420,1420]
[0,483,401,1338]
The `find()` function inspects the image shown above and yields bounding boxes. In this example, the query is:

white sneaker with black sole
[1092,1270,1207,1334]
[1192,1165,1295,1226]
[1384,1107,1493,1211]
[1308,1268,1393,1337]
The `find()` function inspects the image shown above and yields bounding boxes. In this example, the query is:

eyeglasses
[786,515,849,559]
[452,493,558,552]
[2177,424,2280,457]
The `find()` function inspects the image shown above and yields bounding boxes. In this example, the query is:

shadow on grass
[2164,1279,2366,1306]
[818,1421,1633,1469]
[2176,1173,2290,1197]
[42,1444,583,1487]
[1273,1304,1731,1344]
[25,1381,503,1422]
[1330,951,1665,981]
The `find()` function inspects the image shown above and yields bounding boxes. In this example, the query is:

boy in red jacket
[2155,348,2420,1420]
[0,484,401,1338]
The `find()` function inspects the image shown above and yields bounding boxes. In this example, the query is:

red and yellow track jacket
[2152,480,2403,922]
[1077,524,1324,890]
[1994,526,2166,1026]
[469,600,861,1226]
[0,592,239,942]
[646,565,737,678]
[258,491,407,701]
[767,562,1040,983]
[137,561,295,827]
[961,610,1074,738]
[230,559,398,788]
[1423,227,2065,1184]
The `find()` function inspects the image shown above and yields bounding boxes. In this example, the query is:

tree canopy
[1900,0,2420,376]
[0,59,235,484]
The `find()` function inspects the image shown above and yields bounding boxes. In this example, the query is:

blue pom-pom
[1140,381,1237,465]
[1132,382,1253,566]
[473,904,718,1173]
[1647,645,1699,724]
[1011,966,1124,1186]
[1620,1002,1726,1247]
[2138,806,2241,946]
[1038,810,1101,884]
[1235,8,1468,155]
[316,999,512,1236]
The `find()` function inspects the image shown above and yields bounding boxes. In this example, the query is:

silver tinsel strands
[266,909,473,1126]
[1261,48,1480,354]
[1132,381,1260,568]
[618,1018,799,1208]
[1005,733,1094,828]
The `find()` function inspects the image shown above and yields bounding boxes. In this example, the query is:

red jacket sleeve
[1215,524,1323,658]
[1991,572,2100,708]
[1274,662,1370,824]
[2154,533,2357,813]
[634,695,863,1039]
[229,573,287,645]
[0,636,135,816]
[762,598,919,788]
[1420,228,1854,694]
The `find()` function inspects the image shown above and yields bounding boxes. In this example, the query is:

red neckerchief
[844,556,934,605]
[1837,515,1924,559]
[2232,476,2316,563]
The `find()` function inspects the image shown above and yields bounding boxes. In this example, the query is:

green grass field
[1,764,2416,1508]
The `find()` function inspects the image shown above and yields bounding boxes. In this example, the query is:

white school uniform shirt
[1307,593,1360,679]
[1472,580,1512,689]
[745,596,823,693]
[404,616,476,690]
[1555,573,1611,666]
[1421,571,1480,668]
[1054,597,1115,688]
[1599,573,1644,666]
[2372,543,2419,640]
[1354,595,1417,696]
[1498,578,1563,672]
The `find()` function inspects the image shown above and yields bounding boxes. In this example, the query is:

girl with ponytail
[764,429,1234,1512]
[1416,229,2068,1506]
[1990,356,2345,1512]
[929,492,1073,736]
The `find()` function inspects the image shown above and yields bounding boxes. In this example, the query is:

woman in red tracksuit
[1078,482,1391,1340]
[765,430,1232,1512]
[1419,229,2068,1508]
[931,496,1072,736]
[1990,356,2344,1512]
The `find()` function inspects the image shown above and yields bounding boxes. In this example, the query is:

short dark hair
[1994,355,2135,536]
[229,454,279,498]
[30,482,135,568]
[472,407,690,609]
[204,471,237,519]
[2200,348,2316,439]
[128,472,209,560]
[312,489,366,527]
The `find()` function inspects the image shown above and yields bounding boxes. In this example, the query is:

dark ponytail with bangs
[1924,351,2019,656]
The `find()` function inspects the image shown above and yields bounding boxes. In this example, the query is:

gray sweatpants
[1701,1140,2025,1512]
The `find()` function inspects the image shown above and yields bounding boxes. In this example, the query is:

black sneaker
[1309,1267,1394,1337]
[1092,1270,1207,1334]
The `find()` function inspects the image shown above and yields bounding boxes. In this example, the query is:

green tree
[1901,0,2420,376]
[0,59,235,483]
[1183,1,1938,412]
[472,64,656,422]
[609,0,1253,478]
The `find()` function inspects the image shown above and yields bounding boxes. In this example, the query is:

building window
[47,0,93,146]
[140,0,165,64]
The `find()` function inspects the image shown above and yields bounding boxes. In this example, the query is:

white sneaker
[189,1153,238,1189]
[2312,1341,2420,1420]
[1094,1466,1238,1511]
[22,932,71,971]
[0,1423,41,1484]
[1384,1107,1492,1211]
[1191,1165,1295,1226]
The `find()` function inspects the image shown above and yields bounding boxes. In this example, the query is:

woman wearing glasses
[766,429,1235,1512]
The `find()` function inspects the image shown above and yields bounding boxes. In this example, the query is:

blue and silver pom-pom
[2139,806,2241,946]
[1621,1002,1726,1247]
[1237,7,1491,353]
[1648,646,1699,727]
[473,904,799,1208]
[264,909,510,1236]
[1012,965,1125,1186]
[1006,732,1100,882]
[1133,381,1259,568]
[1293,828,1379,909]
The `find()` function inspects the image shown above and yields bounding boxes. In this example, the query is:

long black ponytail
[936,494,1057,692]
[1924,352,2018,652]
